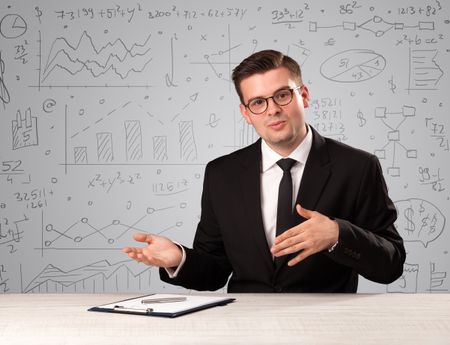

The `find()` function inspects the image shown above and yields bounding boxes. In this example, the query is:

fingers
[133,232,153,243]
[288,249,314,266]
[272,238,307,257]
[296,204,314,219]
[122,247,152,265]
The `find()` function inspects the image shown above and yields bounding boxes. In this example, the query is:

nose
[265,96,282,116]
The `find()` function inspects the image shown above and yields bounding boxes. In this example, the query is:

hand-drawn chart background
[0,0,449,294]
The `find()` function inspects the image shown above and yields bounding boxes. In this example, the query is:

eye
[274,89,291,101]
[249,98,265,107]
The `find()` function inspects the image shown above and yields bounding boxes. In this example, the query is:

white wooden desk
[1,293,449,345]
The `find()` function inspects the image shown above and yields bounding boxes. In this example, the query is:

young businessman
[123,49,406,292]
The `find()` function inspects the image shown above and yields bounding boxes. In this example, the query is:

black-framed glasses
[244,86,302,115]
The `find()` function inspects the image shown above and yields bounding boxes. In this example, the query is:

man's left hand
[271,204,339,266]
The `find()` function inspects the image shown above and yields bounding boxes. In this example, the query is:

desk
[1,293,449,344]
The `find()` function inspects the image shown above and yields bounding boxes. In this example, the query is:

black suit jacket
[161,127,406,292]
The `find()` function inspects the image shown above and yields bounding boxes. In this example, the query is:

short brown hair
[231,49,303,104]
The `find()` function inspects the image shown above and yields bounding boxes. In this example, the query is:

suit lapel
[295,127,331,211]
[238,140,275,273]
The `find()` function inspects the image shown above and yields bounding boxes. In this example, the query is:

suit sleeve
[329,155,406,284]
[160,162,232,291]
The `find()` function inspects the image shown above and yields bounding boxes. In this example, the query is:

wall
[0,0,449,294]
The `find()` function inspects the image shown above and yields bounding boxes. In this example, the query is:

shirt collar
[261,124,313,173]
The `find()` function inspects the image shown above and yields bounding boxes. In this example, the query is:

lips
[268,120,286,130]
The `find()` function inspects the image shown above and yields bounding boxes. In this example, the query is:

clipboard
[88,294,235,318]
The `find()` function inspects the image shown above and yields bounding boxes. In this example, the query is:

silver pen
[141,297,187,304]
[114,305,153,314]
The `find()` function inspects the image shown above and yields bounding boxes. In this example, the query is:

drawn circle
[180,202,187,209]
[88,201,93,206]
[81,217,88,223]
[194,173,201,179]
[46,224,54,232]
[112,220,120,225]
[156,169,162,175]
[375,31,384,37]
[79,109,85,116]
[176,222,183,227]
[45,150,51,156]
[107,238,115,244]
[44,240,52,247]
[74,236,83,242]
[186,77,192,82]
[320,49,386,83]
[147,207,155,214]
[51,177,58,183]
[99,98,105,104]
[445,20,450,24]
[0,14,27,39]
[43,99,56,113]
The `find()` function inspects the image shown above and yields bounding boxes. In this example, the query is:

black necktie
[276,158,296,237]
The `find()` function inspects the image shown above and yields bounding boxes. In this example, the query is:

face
[239,67,309,157]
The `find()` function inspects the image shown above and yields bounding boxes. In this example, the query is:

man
[123,49,405,292]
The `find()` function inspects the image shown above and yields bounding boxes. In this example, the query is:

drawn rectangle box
[375,107,386,118]
[96,132,114,162]
[403,106,416,117]
[394,23,404,30]
[407,150,417,158]
[343,22,356,31]
[419,21,435,30]
[309,21,317,32]
[387,167,400,177]
[388,130,400,141]
[12,109,38,150]
[374,150,386,159]
[74,147,88,164]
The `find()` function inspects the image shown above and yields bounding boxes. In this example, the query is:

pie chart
[320,49,386,83]
[0,14,27,39]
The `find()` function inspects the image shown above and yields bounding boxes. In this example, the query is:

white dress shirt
[260,125,313,250]
[167,125,313,277]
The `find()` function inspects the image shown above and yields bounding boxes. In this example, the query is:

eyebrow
[247,86,292,103]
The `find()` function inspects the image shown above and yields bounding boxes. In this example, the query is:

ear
[240,103,253,125]
[300,85,310,108]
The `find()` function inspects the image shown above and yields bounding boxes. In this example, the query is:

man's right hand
[122,233,183,268]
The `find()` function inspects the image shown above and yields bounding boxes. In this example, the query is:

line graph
[23,259,153,293]
[39,204,185,251]
[39,30,154,85]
